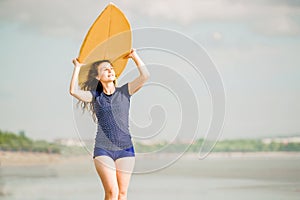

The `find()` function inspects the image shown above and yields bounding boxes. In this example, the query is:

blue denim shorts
[93,146,135,161]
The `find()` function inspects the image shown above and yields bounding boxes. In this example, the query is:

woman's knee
[105,186,119,199]
[118,190,128,200]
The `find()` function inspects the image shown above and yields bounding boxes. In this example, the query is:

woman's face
[96,62,116,83]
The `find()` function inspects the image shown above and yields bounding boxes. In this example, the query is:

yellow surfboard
[78,2,132,87]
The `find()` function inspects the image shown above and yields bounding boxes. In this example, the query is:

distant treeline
[211,139,300,152]
[134,138,300,153]
[0,130,61,153]
[1,129,300,154]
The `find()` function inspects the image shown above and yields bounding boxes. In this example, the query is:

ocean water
[1,154,300,200]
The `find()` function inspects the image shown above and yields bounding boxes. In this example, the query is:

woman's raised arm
[126,49,150,95]
[69,58,93,102]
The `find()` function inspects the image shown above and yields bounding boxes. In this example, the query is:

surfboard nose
[78,3,131,86]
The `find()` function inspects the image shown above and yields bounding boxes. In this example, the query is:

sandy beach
[1,150,300,200]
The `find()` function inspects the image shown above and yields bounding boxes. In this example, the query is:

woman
[69,49,150,200]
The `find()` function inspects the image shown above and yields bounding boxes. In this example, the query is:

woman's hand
[72,58,84,68]
[124,48,138,60]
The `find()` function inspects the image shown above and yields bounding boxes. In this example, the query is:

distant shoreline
[0,151,62,167]
[180,151,300,159]
[1,151,300,167]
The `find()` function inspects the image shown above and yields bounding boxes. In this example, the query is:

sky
[0,0,299,142]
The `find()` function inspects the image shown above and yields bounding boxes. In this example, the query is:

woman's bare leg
[115,157,135,200]
[94,156,119,200]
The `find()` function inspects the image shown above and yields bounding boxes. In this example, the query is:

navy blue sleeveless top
[91,83,133,150]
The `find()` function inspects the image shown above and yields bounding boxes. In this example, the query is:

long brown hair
[76,60,117,123]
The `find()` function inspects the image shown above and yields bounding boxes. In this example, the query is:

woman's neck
[101,81,115,95]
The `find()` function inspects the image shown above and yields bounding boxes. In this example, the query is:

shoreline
[0,151,63,167]
[1,151,300,167]
[180,151,300,159]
